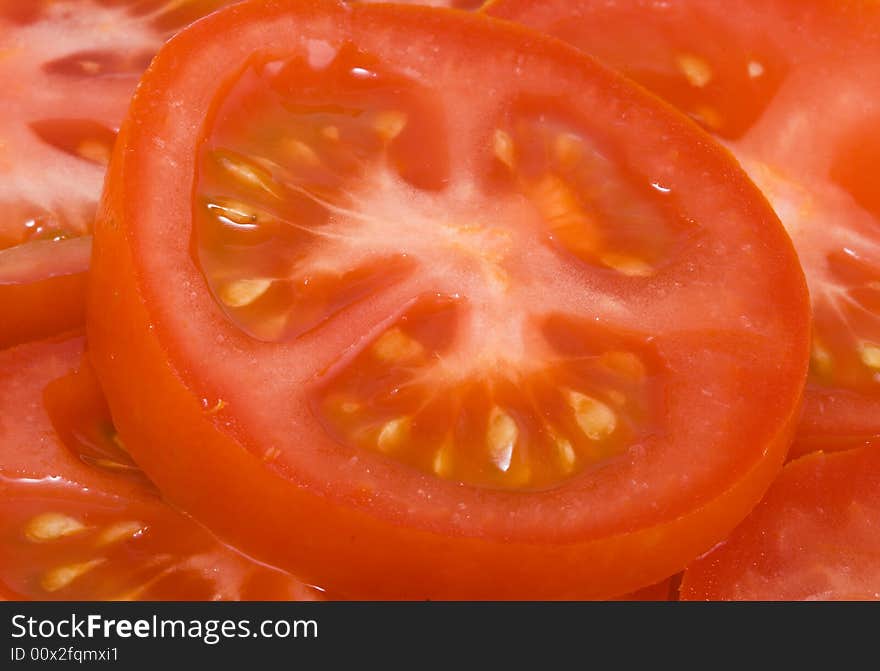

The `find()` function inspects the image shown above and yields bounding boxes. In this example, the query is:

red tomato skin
[87,0,810,599]
[0,275,88,351]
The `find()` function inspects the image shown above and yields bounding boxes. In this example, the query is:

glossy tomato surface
[0,0,235,348]
[0,334,322,600]
[680,444,880,600]
[486,0,880,453]
[88,0,810,598]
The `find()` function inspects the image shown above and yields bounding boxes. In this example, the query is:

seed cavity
[96,521,146,547]
[676,53,713,88]
[25,513,86,542]
[41,559,105,593]
[567,391,617,441]
[487,406,518,472]
[492,129,515,169]
[377,417,409,452]
[219,278,273,308]
[372,328,424,362]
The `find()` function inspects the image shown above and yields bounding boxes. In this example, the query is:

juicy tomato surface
[0,0,235,348]
[0,334,322,600]
[680,444,880,600]
[486,0,880,454]
[87,0,810,599]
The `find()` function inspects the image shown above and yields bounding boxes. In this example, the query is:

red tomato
[680,444,880,600]
[486,0,880,453]
[0,334,323,600]
[0,0,234,348]
[87,0,809,599]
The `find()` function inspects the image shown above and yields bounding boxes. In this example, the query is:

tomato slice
[680,444,880,600]
[87,0,809,599]
[0,334,323,600]
[485,0,880,452]
[0,0,235,347]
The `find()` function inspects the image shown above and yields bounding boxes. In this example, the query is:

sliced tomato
[87,0,809,599]
[0,334,323,600]
[0,0,235,348]
[486,0,880,453]
[680,444,880,600]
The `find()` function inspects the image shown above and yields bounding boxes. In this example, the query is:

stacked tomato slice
[0,0,874,600]
[486,0,880,599]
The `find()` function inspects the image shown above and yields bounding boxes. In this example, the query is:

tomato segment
[486,0,880,450]
[680,444,880,601]
[0,0,233,346]
[88,0,809,598]
[0,335,322,600]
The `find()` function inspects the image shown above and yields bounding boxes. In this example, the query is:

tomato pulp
[486,0,880,454]
[88,0,810,598]
[0,334,322,600]
[0,0,234,348]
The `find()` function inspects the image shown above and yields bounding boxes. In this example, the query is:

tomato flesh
[0,335,322,600]
[88,0,809,598]
[680,444,880,600]
[486,0,880,451]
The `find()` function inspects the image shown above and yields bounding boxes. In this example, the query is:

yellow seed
[89,458,140,473]
[601,351,647,380]
[41,559,104,593]
[96,521,145,547]
[747,61,765,78]
[532,174,590,230]
[432,443,453,478]
[219,278,272,308]
[487,406,518,472]
[607,390,627,406]
[860,343,880,371]
[553,132,583,169]
[600,252,654,277]
[111,432,128,453]
[262,447,282,462]
[25,513,86,542]
[206,199,258,225]
[285,138,322,166]
[567,391,617,441]
[321,125,340,141]
[214,152,280,198]
[374,111,408,141]
[77,139,111,166]
[676,53,713,87]
[555,434,576,473]
[492,129,515,169]
[694,105,724,130]
[372,328,424,362]
[377,417,409,452]
[811,340,833,375]
[77,60,101,75]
